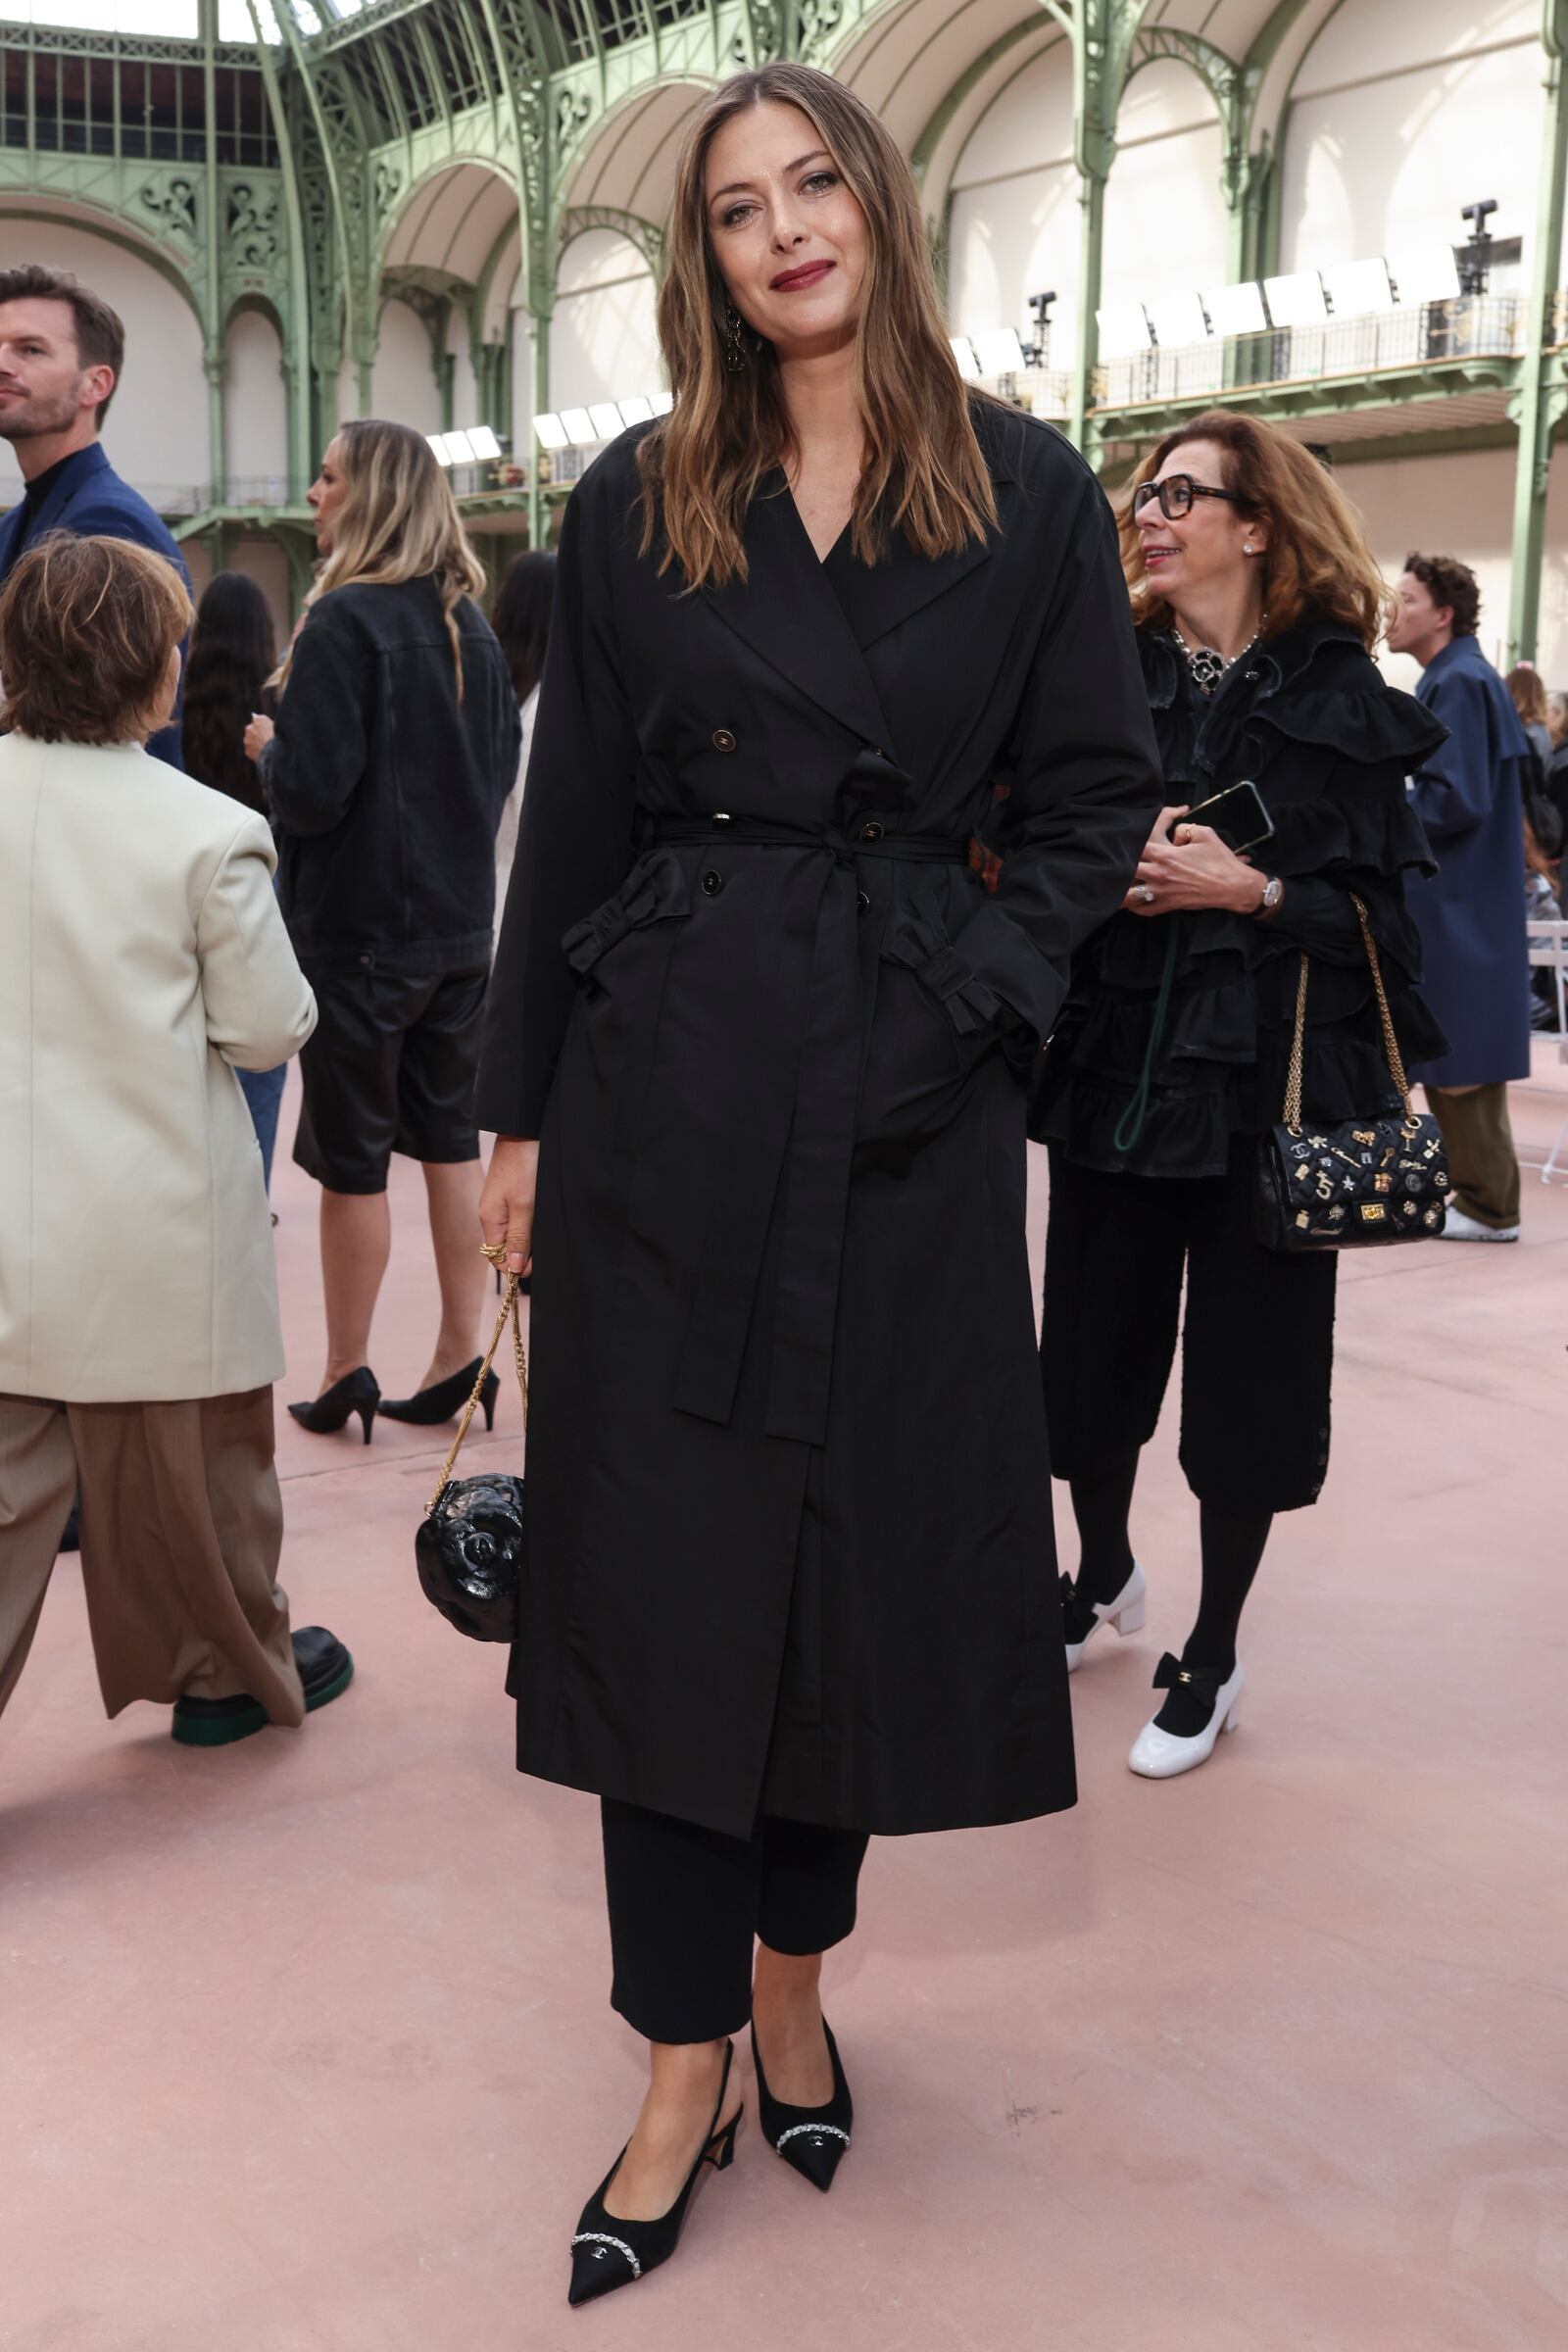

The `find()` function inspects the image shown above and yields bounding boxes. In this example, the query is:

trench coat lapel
[822,498,997,654]
[700,472,893,752]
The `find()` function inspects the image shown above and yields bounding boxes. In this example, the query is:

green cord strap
[1112,922,1181,1157]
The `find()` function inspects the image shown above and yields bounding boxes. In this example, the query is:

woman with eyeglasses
[1033,412,1446,1779]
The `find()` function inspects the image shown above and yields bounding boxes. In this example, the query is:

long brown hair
[1507,662,1548,729]
[1120,412,1390,651]
[277,418,486,695]
[639,63,997,590]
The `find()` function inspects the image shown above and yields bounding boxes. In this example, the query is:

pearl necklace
[1171,618,1263,697]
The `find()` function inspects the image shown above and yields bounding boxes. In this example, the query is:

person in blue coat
[0,263,189,769]
[1389,553,1532,1241]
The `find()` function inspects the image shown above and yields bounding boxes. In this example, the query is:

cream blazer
[0,734,318,1402]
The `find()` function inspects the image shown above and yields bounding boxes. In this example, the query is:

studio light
[1263,271,1328,327]
[588,403,624,441]
[426,433,451,466]
[1202,282,1268,337]
[1095,304,1152,360]
[560,409,598,447]
[949,336,981,381]
[616,396,654,425]
[1146,293,1208,349]
[972,327,1027,376]
[466,425,503,461]
[1323,259,1394,318]
[1387,246,1461,304]
[650,390,674,415]
[440,430,477,466]
[532,413,569,450]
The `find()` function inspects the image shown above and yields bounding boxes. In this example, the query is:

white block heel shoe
[1128,1659,1244,1780]
[1063,1560,1147,1673]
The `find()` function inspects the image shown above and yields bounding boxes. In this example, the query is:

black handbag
[1255,895,1448,1250]
[415,1274,528,1642]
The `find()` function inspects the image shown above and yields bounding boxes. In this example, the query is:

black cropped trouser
[1041,1137,1340,1516]
[601,1798,868,2044]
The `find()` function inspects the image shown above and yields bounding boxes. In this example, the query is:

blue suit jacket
[1405,635,1532,1088]
[0,442,190,769]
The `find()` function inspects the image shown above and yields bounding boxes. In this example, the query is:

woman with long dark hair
[476,63,1159,2303]
[245,420,519,1443]
[1036,412,1446,1779]
[184,570,287,1184]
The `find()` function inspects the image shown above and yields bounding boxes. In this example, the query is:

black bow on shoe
[1152,1652,1228,1703]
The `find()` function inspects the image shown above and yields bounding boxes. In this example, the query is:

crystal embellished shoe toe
[751,2017,853,2193]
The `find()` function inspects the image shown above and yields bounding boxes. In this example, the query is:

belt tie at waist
[645,814,973,1447]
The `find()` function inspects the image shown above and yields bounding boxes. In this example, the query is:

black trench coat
[476,401,1161,1839]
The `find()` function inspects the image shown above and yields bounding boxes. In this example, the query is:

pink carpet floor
[4,1065,1566,2351]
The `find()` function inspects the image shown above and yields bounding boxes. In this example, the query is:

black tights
[1070,1447,1271,1734]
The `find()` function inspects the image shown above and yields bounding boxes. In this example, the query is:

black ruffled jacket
[1032,616,1449,1178]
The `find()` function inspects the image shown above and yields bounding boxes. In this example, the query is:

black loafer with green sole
[171,1626,354,1747]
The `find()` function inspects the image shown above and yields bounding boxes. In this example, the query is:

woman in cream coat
[0,533,352,1747]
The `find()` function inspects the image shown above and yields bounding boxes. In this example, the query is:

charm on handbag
[1254,897,1447,1252]
[415,1273,529,1642]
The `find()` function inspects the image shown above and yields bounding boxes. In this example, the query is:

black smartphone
[1168,779,1274,855]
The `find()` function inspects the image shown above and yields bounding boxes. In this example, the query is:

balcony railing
[1091,294,1525,412]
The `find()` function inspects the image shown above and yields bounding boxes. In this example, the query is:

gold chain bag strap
[416,1274,530,1641]
[1254,893,1448,1251]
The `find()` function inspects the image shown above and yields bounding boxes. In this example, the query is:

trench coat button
[702,869,723,896]
[859,819,884,842]
[857,890,871,912]
[358,953,372,967]
[711,727,737,752]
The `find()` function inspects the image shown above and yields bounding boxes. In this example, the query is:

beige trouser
[1425,1082,1522,1230]
[0,1387,305,1727]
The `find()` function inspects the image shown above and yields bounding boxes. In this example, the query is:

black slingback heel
[287,1366,379,1444]
[378,1357,498,1429]
[751,2017,853,2192]
[567,2041,743,2308]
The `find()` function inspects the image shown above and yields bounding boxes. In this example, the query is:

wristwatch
[1255,874,1284,919]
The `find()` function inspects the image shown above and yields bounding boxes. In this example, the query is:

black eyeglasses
[1132,474,1246,522]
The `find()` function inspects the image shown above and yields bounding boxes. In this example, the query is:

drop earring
[723,304,747,373]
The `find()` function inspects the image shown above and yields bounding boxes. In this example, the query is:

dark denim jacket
[262,575,520,974]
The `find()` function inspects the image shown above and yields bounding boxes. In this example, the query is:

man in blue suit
[0,263,189,768]
[1390,553,1533,1242]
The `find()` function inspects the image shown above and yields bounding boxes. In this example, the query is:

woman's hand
[1124,817,1262,918]
[243,711,275,763]
[480,1137,539,1275]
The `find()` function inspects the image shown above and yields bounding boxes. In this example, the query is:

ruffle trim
[1250,682,1447,770]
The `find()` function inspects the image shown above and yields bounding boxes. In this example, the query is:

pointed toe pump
[751,2017,853,2192]
[1061,1561,1146,1673]
[567,2041,743,2308]
[378,1357,498,1429]
[287,1366,379,1443]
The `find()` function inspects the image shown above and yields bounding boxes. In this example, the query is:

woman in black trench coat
[476,63,1160,2302]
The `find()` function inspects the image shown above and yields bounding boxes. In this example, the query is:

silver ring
[1134,883,1155,905]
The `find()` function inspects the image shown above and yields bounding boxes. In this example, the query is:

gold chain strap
[425,1273,529,1516]
[1283,892,1413,1133]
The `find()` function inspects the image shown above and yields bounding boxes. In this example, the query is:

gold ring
[479,1242,507,1265]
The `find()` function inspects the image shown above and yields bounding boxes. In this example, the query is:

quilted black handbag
[415,1273,528,1641]
[1255,895,1448,1251]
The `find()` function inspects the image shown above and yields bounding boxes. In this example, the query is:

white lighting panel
[949,336,981,382]
[1202,282,1268,338]
[441,430,477,466]
[533,413,569,450]
[560,409,598,447]
[466,425,502,461]
[1387,246,1461,304]
[588,403,624,441]
[426,433,453,466]
[1324,258,1394,318]
[1096,304,1152,359]
[1263,270,1328,327]
[650,390,674,416]
[1147,293,1209,349]
[972,327,1027,376]
[616,396,655,424]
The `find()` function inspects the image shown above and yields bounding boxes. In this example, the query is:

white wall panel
[222,307,288,499]
[0,215,205,509]
[1102,64,1227,316]
[948,43,1078,361]
[550,232,660,413]
[1337,447,1516,684]
[370,299,441,433]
